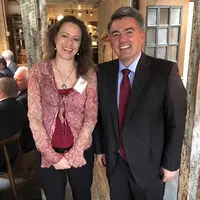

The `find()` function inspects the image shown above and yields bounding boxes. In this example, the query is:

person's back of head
[0,77,19,100]
[14,66,28,91]
[2,50,14,63]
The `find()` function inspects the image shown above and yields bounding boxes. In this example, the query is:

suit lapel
[17,89,27,98]
[124,53,150,126]
[107,60,119,135]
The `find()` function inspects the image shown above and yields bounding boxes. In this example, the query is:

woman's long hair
[43,16,95,75]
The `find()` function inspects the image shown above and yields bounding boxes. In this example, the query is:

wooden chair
[0,131,25,200]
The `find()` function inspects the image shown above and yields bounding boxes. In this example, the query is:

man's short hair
[0,77,19,97]
[2,50,14,61]
[107,7,144,33]
[14,66,29,81]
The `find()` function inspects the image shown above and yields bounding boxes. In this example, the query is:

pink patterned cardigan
[28,61,98,168]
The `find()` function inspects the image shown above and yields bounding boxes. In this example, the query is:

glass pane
[157,47,166,59]
[170,8,181,25]
[146,47,155,57]
[168,46,178,61]
[147,28,156,45]
[158,28,168,44]
[160,8,169,25]
[147,8,157,25]
[169,27,179,44]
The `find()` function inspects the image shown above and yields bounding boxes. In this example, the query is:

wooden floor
[92,160,110,200]
[0,151,110,200]
[0,151,180,200]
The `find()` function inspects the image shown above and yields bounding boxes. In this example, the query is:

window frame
[145,5,183,64]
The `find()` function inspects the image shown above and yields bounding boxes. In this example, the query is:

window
[145,6,182,63]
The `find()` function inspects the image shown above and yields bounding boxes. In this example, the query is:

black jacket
[0,98,25,170]
[0,67,13,77]
[93,53,187,188]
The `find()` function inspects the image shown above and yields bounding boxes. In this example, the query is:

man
[93,7,187,200]
[14,67,35,153]
[0,56,13,77]
[0,77,25,171]
[2,50,18,74]
[14,67,28,109]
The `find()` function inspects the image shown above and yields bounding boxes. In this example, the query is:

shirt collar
[119,51,142,73]
[7,60,11,67]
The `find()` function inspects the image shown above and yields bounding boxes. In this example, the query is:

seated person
[0,56,13,77]
[2,50,18,74]
[0,77,26,172]
[14,67,28,109]
[0,72,5,78]
[14,67,35,152]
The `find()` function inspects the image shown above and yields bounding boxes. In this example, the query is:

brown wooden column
[38,0,48,59]
[19,0,43,67]
[178,0,200,199]
[196,169,200,200]
[0,0,9,53]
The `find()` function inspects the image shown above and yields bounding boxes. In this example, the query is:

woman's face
[55,22,82,61]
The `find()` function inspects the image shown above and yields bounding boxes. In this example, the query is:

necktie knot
[122,69,131,77]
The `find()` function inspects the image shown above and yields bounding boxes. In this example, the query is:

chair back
[0,131,22,200]
[0,132,21,146]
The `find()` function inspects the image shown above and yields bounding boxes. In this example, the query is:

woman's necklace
[54,64,75,89]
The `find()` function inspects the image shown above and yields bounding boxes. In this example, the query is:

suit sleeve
[93,69,105,154]
[93,111,104,154]
[162,63,187,171]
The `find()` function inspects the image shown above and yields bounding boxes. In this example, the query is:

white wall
[182,2,194,87]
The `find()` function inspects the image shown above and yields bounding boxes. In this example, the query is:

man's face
[14,73,27,91]
[109,17,145,67]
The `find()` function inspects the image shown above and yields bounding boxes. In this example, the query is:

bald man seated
[14,67,35,153]
[14,67,28,109]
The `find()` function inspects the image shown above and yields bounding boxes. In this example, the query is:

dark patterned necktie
[119,69,131,160]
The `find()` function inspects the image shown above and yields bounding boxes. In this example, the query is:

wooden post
[37,0,48,59]
[19,0,41,68]
[178,0,200,199]
[196,169,200,199]
[187,60,200,200]
[0,0,9,52]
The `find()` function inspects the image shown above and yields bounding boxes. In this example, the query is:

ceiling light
[92,41,97,46]
[78,12,82,17]
[57,15,64,21]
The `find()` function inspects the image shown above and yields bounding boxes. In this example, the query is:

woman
[28,16,98,200]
